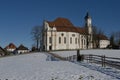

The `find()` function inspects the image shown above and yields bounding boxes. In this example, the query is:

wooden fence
[65,54,120,69]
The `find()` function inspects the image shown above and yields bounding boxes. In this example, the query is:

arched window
[75,38,77,44]
[70,37,72,44]
[49,37,52,43]
[84,39,86,45]
[59,37,61,44]
[64,37,66,44]
[81,39,83,45]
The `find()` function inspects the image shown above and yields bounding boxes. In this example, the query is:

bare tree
[115,31,120,45]
[31,26,43,51]
[110,33,115,47]
[92,26,98,48]
[110,31,120,46]
[92,26,104,48]
[109,31,120,49]
[97,28,104,48]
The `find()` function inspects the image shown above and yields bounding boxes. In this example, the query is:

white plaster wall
[100,40,110,48]
[7,49,16,52]
[45,30,88,50]
[67,32,79,49]
[55,32,67,50]
[54,32,86,50]
[17,50,29,54]
[46,31,51,51]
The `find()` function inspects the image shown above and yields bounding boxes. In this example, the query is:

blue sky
[0,0,120,49]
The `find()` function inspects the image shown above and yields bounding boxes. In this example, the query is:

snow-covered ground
[0,52,119,80]
[52,49,120,58]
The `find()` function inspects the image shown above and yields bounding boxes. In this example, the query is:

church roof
[47,17,86,34]
[47,17,74,27]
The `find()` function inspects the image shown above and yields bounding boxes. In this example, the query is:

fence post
[66,57,68,61]
[73,55,76,61]
[102,55,106,67]
[77,50,80,61]
[86,55,89,63]
[67,57,69,61]
[102,56,103,67]
[103,55,106,67]
[89,54,92,63]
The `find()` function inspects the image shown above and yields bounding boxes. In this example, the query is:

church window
[84,39,86,45]
[72,34,75,37]
[70,37,72,44]
[64,37,66,44]
[49,37,52,43]
[59,37,61,44]
[81,39,83,44]
[75,38,77,44]
[61,33,64,36]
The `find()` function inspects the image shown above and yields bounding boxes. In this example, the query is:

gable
[5,43,16,49]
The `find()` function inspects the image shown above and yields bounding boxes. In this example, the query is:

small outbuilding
[5,43,17,52]
[15,44,29,54]
[98,34,110,48]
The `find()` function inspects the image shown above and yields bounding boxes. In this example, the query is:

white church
[41,13,110,51]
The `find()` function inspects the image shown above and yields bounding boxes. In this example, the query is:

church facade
[41,13,109,51]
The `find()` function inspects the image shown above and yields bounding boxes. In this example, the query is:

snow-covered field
[0,52,119,80]
[52,49,120,58]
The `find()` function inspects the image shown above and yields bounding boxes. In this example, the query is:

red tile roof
[47,17,74,27]
[5,43,16,49]
[47,17,86,34]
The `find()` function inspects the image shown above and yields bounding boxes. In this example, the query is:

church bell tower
[85,12,92,34]
[84,12,93,48]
